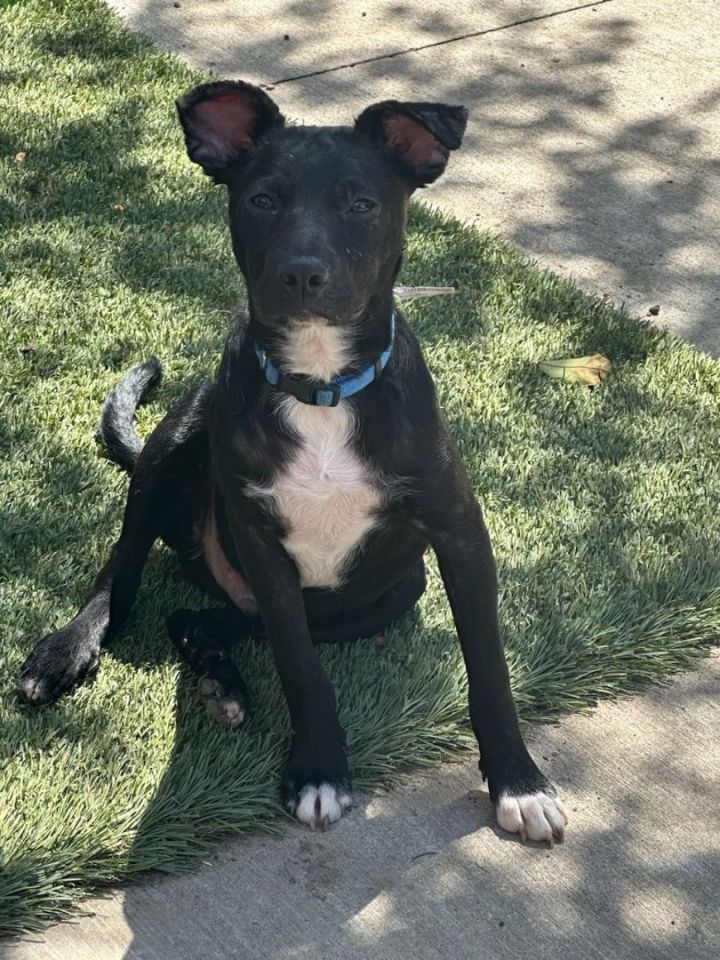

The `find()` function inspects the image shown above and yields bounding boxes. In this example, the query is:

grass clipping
[2,0,720,937]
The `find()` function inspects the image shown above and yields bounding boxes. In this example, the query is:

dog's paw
[197,675,247,728]
[18,629,100,705]
[495,789,568,844]
[287,781,353,830]
[282,734,352,830]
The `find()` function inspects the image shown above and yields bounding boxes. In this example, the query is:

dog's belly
[250,398,382,589]
[200,509,258,612]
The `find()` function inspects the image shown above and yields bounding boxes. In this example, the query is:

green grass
[1,0,719,937]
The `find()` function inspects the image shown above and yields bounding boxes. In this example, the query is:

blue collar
[254,314,396,407]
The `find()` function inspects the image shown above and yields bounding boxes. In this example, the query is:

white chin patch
[280,317,351,381]
[495,790,568,844]
[290,782,353,830]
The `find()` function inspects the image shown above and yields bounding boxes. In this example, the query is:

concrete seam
[262,0,617,89]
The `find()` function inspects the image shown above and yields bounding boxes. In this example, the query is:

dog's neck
[249,293,395,380]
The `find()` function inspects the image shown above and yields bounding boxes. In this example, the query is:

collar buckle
[276,372,340,407]
[312,382,341,407]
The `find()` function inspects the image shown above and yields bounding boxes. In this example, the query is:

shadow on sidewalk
[116,0,720,354]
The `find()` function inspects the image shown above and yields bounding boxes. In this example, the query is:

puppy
[19,82,567,841]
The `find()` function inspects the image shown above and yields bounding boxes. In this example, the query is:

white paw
[289,782,352,830]
[496,790,568,844]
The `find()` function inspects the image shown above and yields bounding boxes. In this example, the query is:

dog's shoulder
[361,311,444,448]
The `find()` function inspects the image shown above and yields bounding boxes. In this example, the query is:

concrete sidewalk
[3,3,719,958]
[5,656,719,960]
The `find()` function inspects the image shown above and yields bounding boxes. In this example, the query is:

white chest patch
[251,397,382,589]
[249,320,381,589]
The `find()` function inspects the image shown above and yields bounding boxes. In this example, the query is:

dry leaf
[15,151,27,163]
[393,285,456,299]
[112,203,126,212]
[538,353,612,386]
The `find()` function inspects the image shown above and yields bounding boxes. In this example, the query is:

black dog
[18,81,567,841]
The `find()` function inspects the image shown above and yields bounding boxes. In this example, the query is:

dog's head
[176,81,467,331]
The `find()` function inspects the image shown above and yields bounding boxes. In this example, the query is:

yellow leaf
[538,353,612,386]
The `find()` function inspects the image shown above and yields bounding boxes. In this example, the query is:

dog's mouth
[287,310,333,325]
[292,303,368,324]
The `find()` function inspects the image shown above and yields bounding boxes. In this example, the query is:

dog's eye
[250,193,275,210]
[350,198,376,214]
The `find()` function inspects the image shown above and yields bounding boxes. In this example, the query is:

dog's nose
[278,257,330,296]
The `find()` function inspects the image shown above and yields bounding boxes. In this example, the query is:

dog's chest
[251,398,382,589]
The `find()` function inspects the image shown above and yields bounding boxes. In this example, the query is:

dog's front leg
[227,516,351,829]
[425,491,567,843]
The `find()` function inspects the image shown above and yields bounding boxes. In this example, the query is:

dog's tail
[96,357,162,474]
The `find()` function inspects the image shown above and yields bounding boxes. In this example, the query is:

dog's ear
[176,80,285,182]
[354,100,468,188]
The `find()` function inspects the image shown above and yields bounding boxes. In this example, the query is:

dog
[18,81,567,842]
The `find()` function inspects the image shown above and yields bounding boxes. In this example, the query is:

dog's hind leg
[164,563,426,730]
[18,378,211,705]
[167,608,252,728]
[167,559,426,654]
